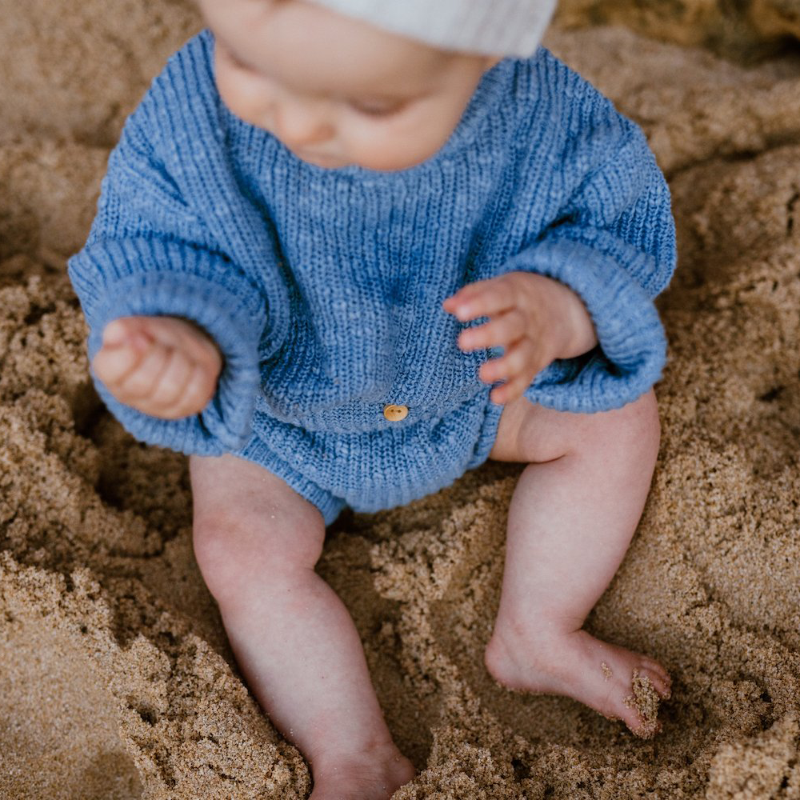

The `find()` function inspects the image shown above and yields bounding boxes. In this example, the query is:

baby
[68,0,676,797]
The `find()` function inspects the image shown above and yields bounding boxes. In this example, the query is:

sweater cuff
[69,238,267,454]
[502,237,667,412]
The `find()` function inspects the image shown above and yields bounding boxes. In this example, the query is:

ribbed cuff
[68,238,267,454]
[502,237,667,413]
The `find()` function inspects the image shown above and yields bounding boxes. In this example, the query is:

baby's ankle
[491,610,579,650]
[485,624,531,689]
[310,741,415,800]
[311,737,407,776]
[484,617,578,688]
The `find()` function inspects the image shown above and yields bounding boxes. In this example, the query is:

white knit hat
[307,0,557,57]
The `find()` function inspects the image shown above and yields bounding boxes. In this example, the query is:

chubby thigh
[488,389,660,465]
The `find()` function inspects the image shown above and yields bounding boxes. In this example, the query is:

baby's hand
[443,272,597,405]
[92,316,222,419]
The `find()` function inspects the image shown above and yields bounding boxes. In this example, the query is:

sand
[2,2,800,797]
[556,0,800,62]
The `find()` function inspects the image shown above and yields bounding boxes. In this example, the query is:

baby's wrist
[553,284,597,360]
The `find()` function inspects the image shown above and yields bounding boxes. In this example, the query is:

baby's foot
[484,627,671,737]
[310,742,415,800]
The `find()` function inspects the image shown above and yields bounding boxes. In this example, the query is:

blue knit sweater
[68,30,676,517]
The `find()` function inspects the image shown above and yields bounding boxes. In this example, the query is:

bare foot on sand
[484,627,671,737]
[310,743,416,799]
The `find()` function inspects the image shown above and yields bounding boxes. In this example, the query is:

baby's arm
[92,315,222,420]
[68,98,268,454]
[70,235,266,456]
[450,109,676,413]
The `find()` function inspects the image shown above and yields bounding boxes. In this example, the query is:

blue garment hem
[233,390,504,527]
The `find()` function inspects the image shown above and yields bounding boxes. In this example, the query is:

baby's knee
[192,505,324,607]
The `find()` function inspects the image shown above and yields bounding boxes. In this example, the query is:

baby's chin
[295,147,436,173]
[295,150,355,169]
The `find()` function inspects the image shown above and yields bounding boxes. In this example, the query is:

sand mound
[3,7,800,798]
[557,0,800,62]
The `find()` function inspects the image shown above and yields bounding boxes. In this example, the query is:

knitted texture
[68,30,677,523]
[308,0,557,56]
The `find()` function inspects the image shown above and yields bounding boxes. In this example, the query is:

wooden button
[383,404,408,422]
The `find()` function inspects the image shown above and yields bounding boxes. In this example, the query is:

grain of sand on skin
[3,2,800,796]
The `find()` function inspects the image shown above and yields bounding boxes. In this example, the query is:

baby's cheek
[215,64,271,129]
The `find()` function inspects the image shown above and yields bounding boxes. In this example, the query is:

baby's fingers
[489,374,532,405]
[117,339,172,400]
[92,334,150,387]
[443,276,517,322]
[458,309,527,351]
[479,338,537,384]
[479,339,545,405]
[146,346,194,411]
[159,361,217,419]
[144,316,221,371]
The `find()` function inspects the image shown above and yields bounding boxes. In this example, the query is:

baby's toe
[641,656,670,680]
[616,697,658,738]
[630,716,662,739]
[639,664,671,699]
[619,667,665,738]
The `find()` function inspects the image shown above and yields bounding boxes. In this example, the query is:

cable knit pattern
[68,30,676,523]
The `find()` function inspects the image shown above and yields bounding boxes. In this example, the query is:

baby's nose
[273,97,335,149]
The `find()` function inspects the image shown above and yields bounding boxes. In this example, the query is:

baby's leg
[190,454,414,799]
[484,390,671,736]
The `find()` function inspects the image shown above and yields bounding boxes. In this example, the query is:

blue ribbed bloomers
[236,390,505,525]
[68,31,677,526]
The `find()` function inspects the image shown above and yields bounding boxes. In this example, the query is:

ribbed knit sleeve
[507,118,676,413]
[68,80,269,455]
[69,238,266,455]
